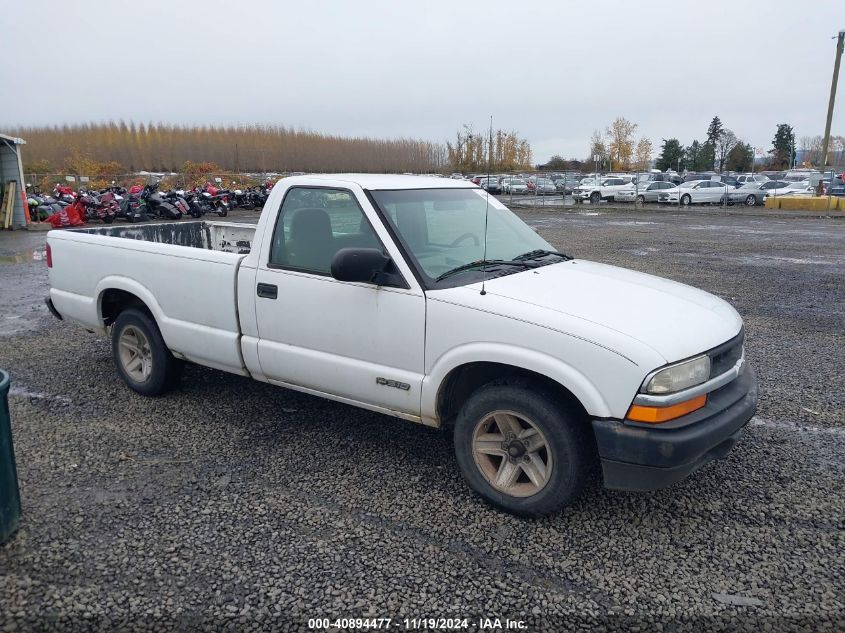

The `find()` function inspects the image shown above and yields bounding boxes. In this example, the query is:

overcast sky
[1,0,843,162]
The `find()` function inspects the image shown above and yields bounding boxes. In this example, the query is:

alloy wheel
[118,325,152,382]
[471,410,552,497]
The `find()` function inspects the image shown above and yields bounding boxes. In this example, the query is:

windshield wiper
[435,259,539,282]
[512,249,573,262]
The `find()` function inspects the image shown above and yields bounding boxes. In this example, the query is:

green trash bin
[0,369,21,543]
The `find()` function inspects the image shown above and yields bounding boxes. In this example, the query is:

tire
[216,207,228,217]
[745,195,757,206]
[453,382,592,517]
[589,192,601,204]
[112,308,182,396]
[103,215,115,224]
[636,195,645,204]
[680,194,692,206]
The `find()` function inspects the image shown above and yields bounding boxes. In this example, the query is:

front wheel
[589,192,601,204]
[216,207,228,217]
[112,308,182,396]
[453,382,592,517]
[636,195,645,204]
[745,195,757,206]
[680,194,692,206]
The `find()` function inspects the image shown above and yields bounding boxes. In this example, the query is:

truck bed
[47,221,257,376]
[74,221,256,254]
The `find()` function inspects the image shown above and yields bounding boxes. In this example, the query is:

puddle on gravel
[0,248,47,264]
[8,386,73,404]
[736,255,839,266]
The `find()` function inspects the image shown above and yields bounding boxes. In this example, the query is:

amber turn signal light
[626,394,707,424]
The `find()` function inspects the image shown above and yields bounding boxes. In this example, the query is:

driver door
[253,185,426,418]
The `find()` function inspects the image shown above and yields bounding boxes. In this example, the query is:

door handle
[256,283,277,299]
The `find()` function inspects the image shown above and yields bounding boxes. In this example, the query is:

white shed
[0,133,28,229]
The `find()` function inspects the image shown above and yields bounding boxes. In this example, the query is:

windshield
[369,188,555,285]
[511,179,526,185]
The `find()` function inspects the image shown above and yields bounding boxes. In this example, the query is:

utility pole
[820,30,845,167]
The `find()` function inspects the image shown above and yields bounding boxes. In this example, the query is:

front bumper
[592,364,758,491]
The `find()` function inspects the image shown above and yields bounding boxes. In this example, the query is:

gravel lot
[0,207,843,632]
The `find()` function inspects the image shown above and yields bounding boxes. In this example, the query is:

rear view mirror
[330,248,405,287]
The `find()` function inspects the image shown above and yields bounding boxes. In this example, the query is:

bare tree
[715,129,738,172]
[606,117,638,170]
[588,129,607,166]
[635,138,653,172]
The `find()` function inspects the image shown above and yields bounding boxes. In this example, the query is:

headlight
[644,355,711,394]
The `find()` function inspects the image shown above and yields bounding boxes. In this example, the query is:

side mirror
[330,248,405,287]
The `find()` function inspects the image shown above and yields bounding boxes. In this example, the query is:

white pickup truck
[46,175,757,516]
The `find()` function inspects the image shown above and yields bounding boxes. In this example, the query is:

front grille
[709,331,744,378]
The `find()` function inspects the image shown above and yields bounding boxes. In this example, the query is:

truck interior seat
[287,207,335,272]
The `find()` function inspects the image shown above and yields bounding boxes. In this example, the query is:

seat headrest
[289,207,332,241]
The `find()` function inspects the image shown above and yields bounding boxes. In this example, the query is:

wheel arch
[96,277,164,328]
[422,345,613,427]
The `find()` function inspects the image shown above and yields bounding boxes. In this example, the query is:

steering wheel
[450,232,480,247]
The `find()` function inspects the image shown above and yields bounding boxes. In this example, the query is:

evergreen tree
[655,138,685,171]
[706,116,724,145]
[700,116,724,171]
[725,142,754,172]
[770,123,795,169]
[686,140,703,171]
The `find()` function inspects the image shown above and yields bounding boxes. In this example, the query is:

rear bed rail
[71,221,255,254]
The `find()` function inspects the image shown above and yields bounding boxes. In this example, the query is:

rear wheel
[112,308,182,396]
[453,382,592,517]
[103,214,115,224]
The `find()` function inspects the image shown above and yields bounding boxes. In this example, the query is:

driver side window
[269,188,382,274]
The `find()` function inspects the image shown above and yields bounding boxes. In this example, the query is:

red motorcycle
[74,190,119,224]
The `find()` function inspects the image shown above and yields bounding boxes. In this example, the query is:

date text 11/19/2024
[308,617,528,630]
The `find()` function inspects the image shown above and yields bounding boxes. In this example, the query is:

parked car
[782,169,821,183]
[614,181,677,203]
[658,180,732,205]
[502,178,528,195]
[573,177,632,203]
[724,182,768,206]
[46,174,757,517]
[735,174,770,186]
[762,181,814,198]
[532,179,557,195]
[479,177,502,194]
[825,175,845,196]
[555,177,581,194]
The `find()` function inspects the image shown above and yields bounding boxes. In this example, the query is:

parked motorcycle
[75,189,119,223]
[118,184,147,222]
[141,182,182,220]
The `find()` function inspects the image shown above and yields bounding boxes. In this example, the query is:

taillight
[46,243,52,268]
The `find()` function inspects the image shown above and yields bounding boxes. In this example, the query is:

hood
[443,260,742,363]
